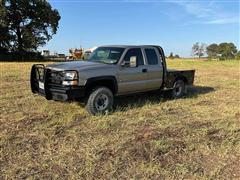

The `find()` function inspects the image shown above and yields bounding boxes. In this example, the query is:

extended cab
[31,45,195,115]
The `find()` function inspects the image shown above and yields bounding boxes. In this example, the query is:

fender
[85,76,118,95]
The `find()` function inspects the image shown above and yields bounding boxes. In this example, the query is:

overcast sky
[42,0,239,57]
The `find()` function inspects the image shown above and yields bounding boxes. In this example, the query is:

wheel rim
[95,94,109,111]
[174,82,183,96]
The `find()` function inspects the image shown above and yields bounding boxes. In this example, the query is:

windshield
[87,47,125,64]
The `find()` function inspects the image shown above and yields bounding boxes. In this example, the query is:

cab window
[145,48,158,65]
[123,48,144,66]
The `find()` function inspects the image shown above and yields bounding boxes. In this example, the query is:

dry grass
[0,59,239,179]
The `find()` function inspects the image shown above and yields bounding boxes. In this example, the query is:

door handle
[142,68,148,73]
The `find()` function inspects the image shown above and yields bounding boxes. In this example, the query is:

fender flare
[85,76,118,94]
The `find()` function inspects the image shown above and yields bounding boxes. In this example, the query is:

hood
[47,60,113,71]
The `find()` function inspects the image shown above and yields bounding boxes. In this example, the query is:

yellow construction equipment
[68,48,84,60]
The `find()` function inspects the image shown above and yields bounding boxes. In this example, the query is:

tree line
[168,52,180,59]
[0,0,60,60]
[192,42,240,60]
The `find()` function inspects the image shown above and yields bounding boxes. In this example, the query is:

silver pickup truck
[31,45,195,115]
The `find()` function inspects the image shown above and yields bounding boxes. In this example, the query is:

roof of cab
[99,45,162,48]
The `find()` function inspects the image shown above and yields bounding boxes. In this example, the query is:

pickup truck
[31,45,195,115]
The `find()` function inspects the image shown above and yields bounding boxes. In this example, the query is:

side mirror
[130,56,137,67]
[121,56,137,67]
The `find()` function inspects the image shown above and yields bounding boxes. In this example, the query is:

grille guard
[30,64,52,99]
[30,64,45,93]
[31,64,81,101]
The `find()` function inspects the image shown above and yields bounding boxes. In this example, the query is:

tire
[171,79,186,98]
[86,87,113,115]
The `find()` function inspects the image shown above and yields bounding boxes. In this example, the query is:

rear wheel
[172,79,186,98]
[86,87,113,115]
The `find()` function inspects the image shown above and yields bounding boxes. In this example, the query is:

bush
[174,54,180,58]
[0,52,43,61]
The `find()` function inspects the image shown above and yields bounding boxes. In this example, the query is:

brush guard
[30,64,85,101]
[30,64,52,100]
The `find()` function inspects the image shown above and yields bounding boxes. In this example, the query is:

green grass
[0,59,239,179]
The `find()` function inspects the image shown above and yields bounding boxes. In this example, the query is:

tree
[174,54,180,58]
[218,43,237,60]
[0,24,10,53]
[169,52,174,59]
[206,43,219,59]
[192,42,206,59]
[0,0,11,52]
[236,51,240,60]
[0,0,61,53]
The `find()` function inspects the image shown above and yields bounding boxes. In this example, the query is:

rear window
[145,49,158,65]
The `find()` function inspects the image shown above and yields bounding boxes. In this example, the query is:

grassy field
[0,59,239,179]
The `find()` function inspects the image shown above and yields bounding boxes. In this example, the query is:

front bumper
[46,85,85,101]
[31,64,85,101]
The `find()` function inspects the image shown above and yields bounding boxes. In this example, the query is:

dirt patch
[196,100,213,106]
[67,114,87,129]
[51,164,68,176]
[0,113,52,140]
[135,126,160,141]
[116,126,188,166]
[16,113,51,129]
[135,126,185,142]
[219,155,240,179]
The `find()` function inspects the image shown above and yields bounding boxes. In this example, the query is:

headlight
[62,80,78,86]
[62,71,78,86]
[63,71,78,80]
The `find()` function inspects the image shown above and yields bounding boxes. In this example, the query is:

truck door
[143,47,163,90]
[117,48,149,94]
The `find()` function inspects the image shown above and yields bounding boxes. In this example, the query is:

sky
[41,0,240,57]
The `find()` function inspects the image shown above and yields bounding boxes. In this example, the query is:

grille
[48,70,64,85]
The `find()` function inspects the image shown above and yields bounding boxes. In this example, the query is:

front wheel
[171,79,186,98]
[86,87,113,115]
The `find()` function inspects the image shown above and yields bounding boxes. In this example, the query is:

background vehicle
[31,45,195,115]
